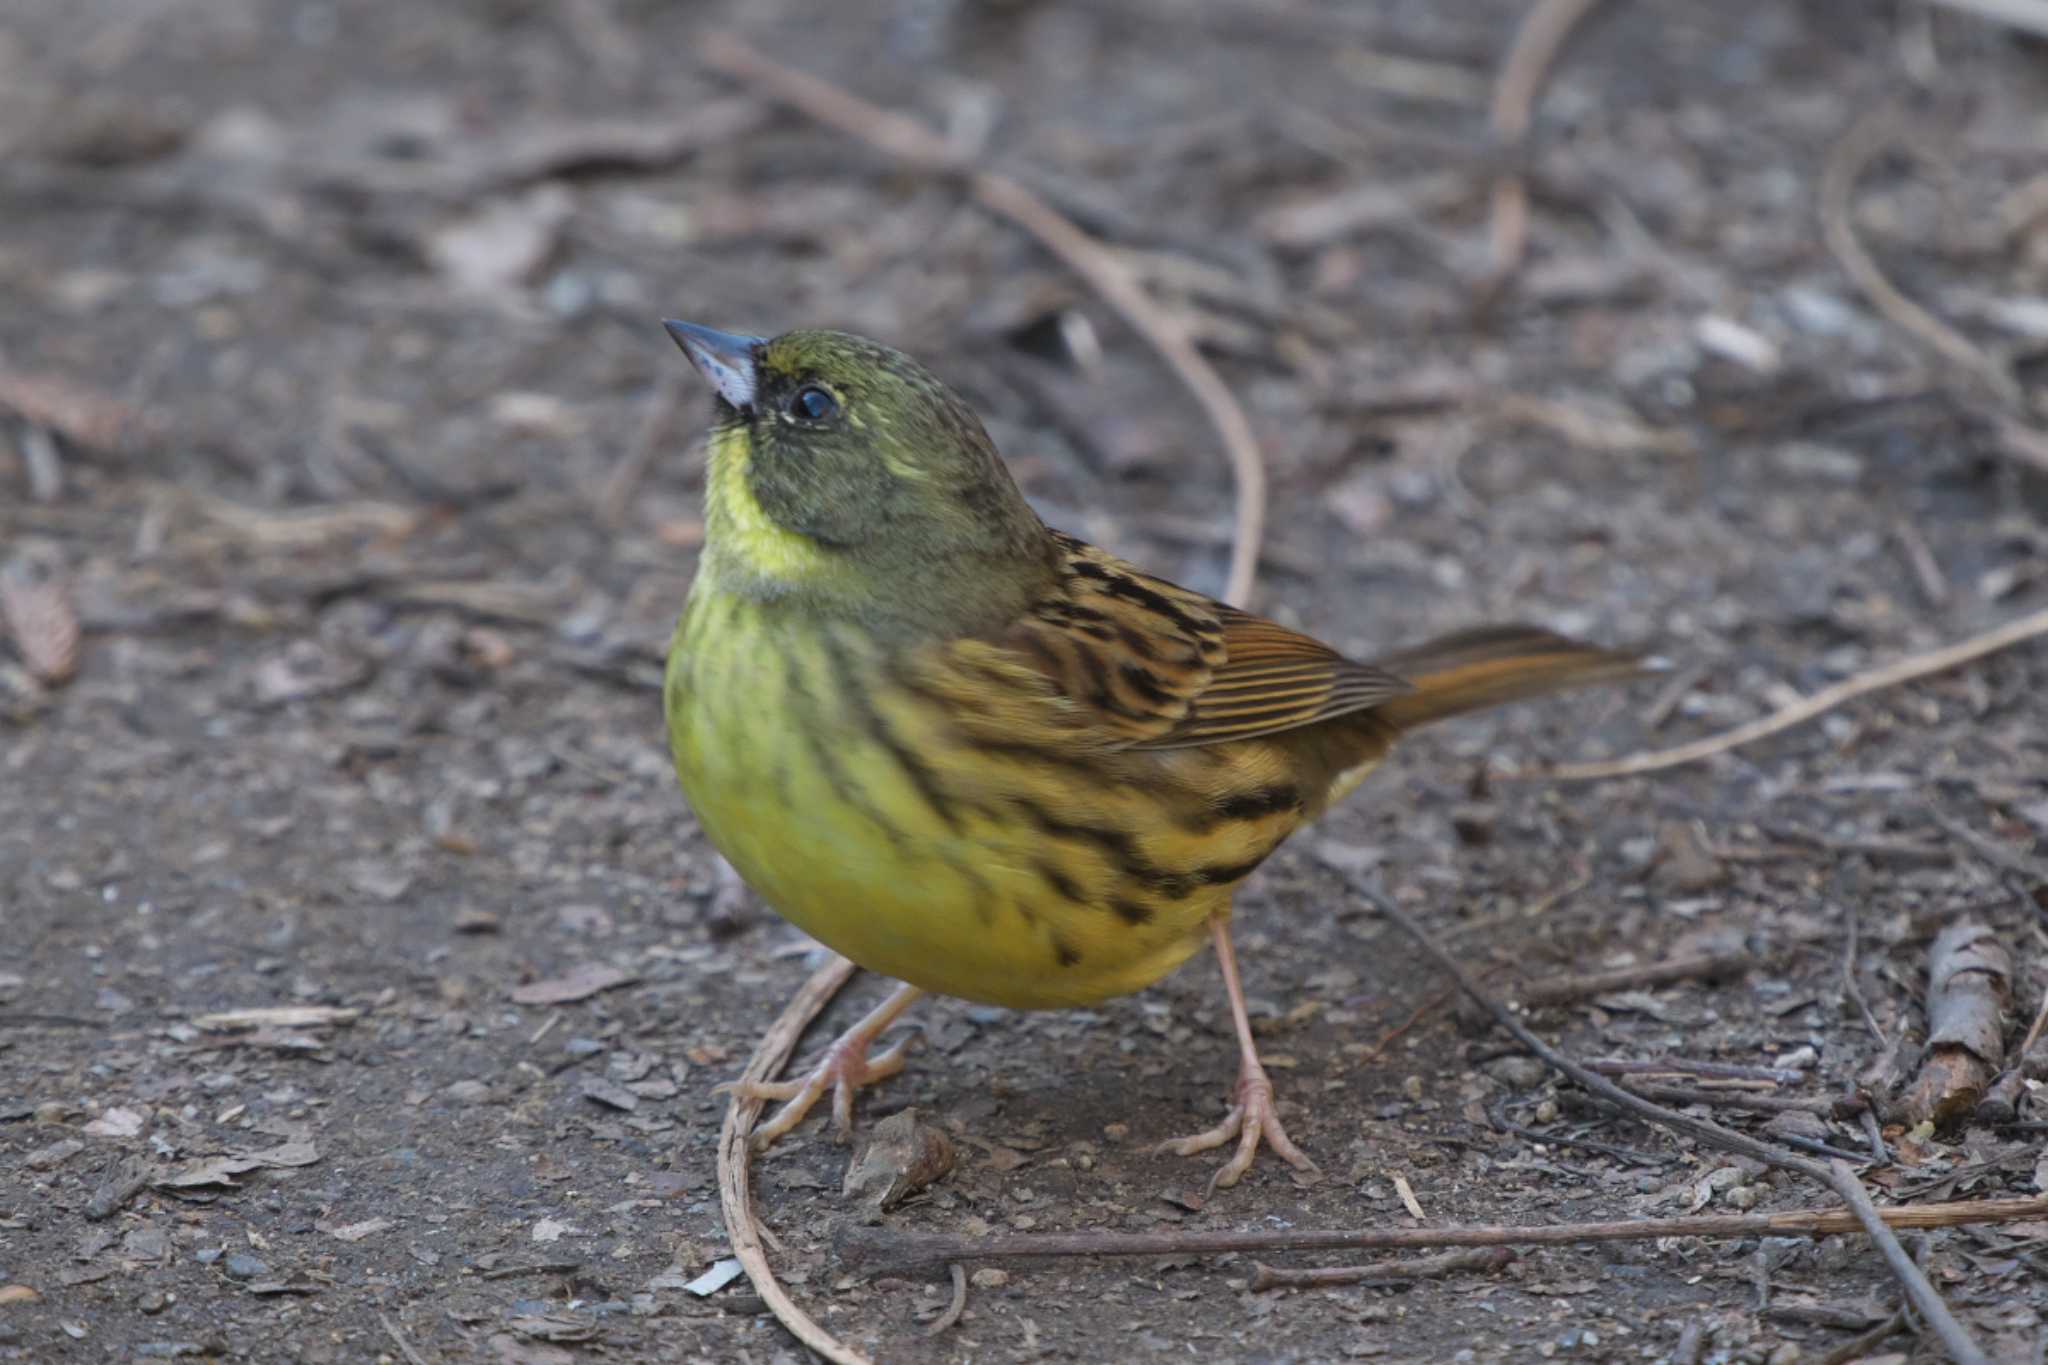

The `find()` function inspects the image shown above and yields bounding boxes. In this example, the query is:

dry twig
[1589,1057,1805,1084]
[1930,808,2048,883]
[2018,980,2048,1062]
[1251,1246,1514,1292]
[309,98,768,202]
[598,369,686,525]
[1996,418,2048,477]
[700,32,1268,607]
[1347,881,1991,1365]
[1482,0,1608,297]
[922,1263,967,1338]
[1920,0,2048,38]
[1814,1308,1909,1365]
[377,1313,431,1365]
[1517,951,1747,1006]
[1617,1082,1856,1119]
[836,1193,2048,1277]
[1890,516,1950,608]
[1522,603,2048,781]
[1900,921,2013,1125]
[1841,911,1888,1048]
[1485,391,1696,456]
[1820,107,2022,407]
[718,954,868,1365]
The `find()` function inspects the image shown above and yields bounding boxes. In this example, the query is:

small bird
[661,321,1651,1188]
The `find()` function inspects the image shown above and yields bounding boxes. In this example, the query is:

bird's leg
[722,982,925,1151]
[1157,915,1322,1190]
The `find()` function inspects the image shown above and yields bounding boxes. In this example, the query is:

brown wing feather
[994,534,1227,745]
[1134,607,1410,748]
[989,532,1409,751]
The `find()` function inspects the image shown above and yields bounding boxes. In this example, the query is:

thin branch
[1819,107,2022,406]
[1814,1308,1909,1365]
[1520,603,2048,781]
[1617,1081,1859,1119]
[1890,515,1950,608]
[1929,807,2048,883]
[1481,0,1608,297]
[2018,977,2048,1059]
[1251,1246,1514,1292]
[1826,1158,1990,1365]
[1588,1057,1805,1084]
[834,1193,2048,1277]
[719,954,868,1365]
[1920,0,2048,38]
[1350,880,1991,1365]
[1841,910,1888,1048]
[377,1313,431,1365]
[598,368,685,525]
[922,1263,968,1338]
[1490,1098,1670,1166]
[1518,951,1747,1006]
[700,32,1268,606]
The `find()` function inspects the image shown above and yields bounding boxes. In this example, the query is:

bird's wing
[944,532,1409,751]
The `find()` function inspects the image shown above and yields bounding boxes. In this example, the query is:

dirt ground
[5,1,2048,1361]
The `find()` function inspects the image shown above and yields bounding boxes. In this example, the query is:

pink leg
[1157,916,1321,1191]
[722,982,925,1151]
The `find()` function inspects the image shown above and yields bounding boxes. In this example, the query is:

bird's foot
[720,1027,918,1152]
[1156,1060,1322,1192]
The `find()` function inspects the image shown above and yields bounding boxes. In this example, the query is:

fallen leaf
[504,1312,598,1343]
[323,1218,393,1243]
[682,1258,744,1297]
[193,1006,361,1032]
[510,964,637,1006]
[842,1109,956,1219]
[578,1077,639,1112]
[1390,1171,1427,1220]
[0,541,80,685]
[156,1138,319,1188]
[83,1107,145,1138]
[428,186,573,293]
[486,1333,576,1365]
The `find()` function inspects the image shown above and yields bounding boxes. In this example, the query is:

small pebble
[222,1253,268,1280]
[1483,1056,1547,1090]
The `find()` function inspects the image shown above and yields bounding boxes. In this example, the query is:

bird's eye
[789,385,839,422]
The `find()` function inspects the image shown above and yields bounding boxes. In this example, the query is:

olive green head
[664,322,1054,629]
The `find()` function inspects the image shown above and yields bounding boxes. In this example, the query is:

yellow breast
[664,588,1310,1009]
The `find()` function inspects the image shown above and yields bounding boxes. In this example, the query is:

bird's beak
[663,321,764,411]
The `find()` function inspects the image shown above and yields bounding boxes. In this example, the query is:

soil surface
[5,2,2048,1362]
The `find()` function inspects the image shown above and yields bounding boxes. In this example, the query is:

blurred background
[4,2,2047,1361]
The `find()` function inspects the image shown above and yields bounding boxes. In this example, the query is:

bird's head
[664,322,1053,628]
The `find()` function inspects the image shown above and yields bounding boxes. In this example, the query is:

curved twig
[1347,882,1991,1365]
[1520,603,2048,781]
[1820,107,2023,407]
[1482,0,1607,297]
[922,1263,968,1337]
[700,32,1268,607]
[718,953,867,1365]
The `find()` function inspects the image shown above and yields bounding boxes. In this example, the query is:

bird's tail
[1367,625,1657,734]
